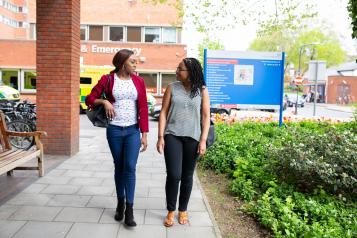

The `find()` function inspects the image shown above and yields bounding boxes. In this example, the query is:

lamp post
[295,43,319,115]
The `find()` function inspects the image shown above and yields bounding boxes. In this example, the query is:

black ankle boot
[114,197,125,221]
[124,202,136,227]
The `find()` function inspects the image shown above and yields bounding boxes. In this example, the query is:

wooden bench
[0,111,46,177]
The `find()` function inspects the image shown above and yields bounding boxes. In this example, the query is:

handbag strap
[101,74,111,99]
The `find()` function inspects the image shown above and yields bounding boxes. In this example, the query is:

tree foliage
[348,0,357,39]
[197,37,224,65]
[250,30,346,74]
[290,30,346,72]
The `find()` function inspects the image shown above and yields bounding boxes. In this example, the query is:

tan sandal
[178,211,188,225]
[164,211,175,227]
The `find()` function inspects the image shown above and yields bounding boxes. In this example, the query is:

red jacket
[85,73,149,133]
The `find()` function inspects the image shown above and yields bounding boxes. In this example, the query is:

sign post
[204,50,285,126]
[294,75,302,115]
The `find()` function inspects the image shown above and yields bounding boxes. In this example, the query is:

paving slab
[0,118,221,238]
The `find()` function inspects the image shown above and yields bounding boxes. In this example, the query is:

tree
[347,0,357,39]
[197,37,224,65]
[288,30,346,74]
[250,29,346,75]
[143,0,316,38]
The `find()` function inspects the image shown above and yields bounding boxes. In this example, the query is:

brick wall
[36,0,80,155]
[326,76,357,104]
[28,0,180,26]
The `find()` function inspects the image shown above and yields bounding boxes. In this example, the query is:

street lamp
[295,42,319,115]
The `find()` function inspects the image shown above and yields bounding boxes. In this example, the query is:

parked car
[150,104,232,120]
[147,93,156,113]
[285,93,305,107]
[150,96,288,119]
[150,103,162,120]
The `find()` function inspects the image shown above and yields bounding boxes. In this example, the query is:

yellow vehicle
[79,66,156,113]
[0,84,20,101]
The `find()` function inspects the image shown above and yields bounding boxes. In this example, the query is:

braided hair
[110,49,134,74]
[183,58,206,98]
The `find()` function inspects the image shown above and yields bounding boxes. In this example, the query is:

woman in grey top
[156,58,210,227]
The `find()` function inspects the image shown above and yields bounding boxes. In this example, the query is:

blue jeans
[106,124,141,204]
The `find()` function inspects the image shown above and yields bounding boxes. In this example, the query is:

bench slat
[0,150,40,167]
[0,150,41,175]
[0,149,18,157]
[0,150,26,163]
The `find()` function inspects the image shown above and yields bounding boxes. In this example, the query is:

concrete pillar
[36,0,80,155]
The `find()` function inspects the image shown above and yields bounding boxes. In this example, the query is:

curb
[194,171,223,238]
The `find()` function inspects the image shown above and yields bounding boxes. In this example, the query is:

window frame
[126,26,143,43]
[144,27,161,43]
[138,72,159,95]
[108,26,125,42]
[160,73,177,95]
[88,25,104,41]
[80,25,88,41]
[162,27,177,44]
[20,69,36,93]
[0,69,20,91]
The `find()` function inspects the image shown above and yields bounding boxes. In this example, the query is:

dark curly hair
[182,58,206,98]
[110,49,134,74]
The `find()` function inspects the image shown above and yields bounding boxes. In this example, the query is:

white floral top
[110,73,138,127]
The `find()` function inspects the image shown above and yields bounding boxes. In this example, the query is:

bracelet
[158,135,164,138]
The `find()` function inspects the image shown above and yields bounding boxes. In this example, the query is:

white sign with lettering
[81,44,142,56]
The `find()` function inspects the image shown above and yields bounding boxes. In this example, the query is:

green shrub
[267,127,357,198]
[199,121,357,237]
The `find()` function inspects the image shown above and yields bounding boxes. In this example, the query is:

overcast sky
[182,0,356,58]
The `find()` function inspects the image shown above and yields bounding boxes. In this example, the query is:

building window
[110,26,124,41]
[80,77,92,84]
[162,28,176,43]
[1,14,19,27]
[2,1,18,12]
[177,28,182,43]
[140,73,158,94]
[127,27,141,42]
[18,21,23,27]
[161,74,176,94]
[30,23,36,40]
[89,25,103,41]
[18,6,22,12]
[80,26,87,40]
[1,70,19,90]
[24,71,36,90]
[144,27,160,43]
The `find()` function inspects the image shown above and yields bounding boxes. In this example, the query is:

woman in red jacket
[86,49,149,227]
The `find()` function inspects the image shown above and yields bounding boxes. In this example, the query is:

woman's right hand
[103,100,115,120]
[156,137,165,154]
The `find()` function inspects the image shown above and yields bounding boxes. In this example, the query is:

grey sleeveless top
[164,81,202,141]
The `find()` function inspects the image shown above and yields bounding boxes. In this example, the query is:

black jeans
[164,134,199,211]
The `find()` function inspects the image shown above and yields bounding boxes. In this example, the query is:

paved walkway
[0,118,220,238]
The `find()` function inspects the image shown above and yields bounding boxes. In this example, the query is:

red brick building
[0,0,186,97]
[1,0,185,155]
[326,76,357,104]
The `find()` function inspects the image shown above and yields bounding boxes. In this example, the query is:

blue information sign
[203,50,285,126]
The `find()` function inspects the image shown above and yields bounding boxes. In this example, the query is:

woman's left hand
[197,141,206,157]
[140,133,148,152]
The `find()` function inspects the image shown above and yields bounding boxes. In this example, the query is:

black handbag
[206,119,216,148]
[86,75,110,128]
